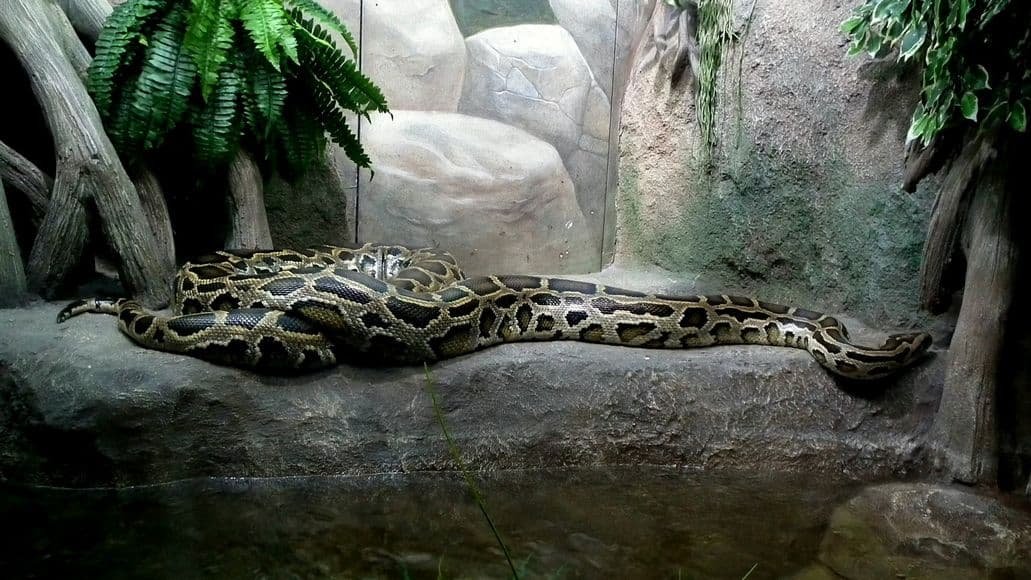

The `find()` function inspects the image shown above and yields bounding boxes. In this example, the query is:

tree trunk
[132,167,175,273]
[0,179,29,307]
[918,134,997,313]
[225,150,273,250]
[0,0,172,307]
[0,139,52,219]
[930,146,1018,485]
[56,0,108,41]
[58,0,178,274]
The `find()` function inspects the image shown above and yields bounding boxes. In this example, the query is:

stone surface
[616,0,938,327]
[355,110,594,275]
[604,0,658,262]
[460,24,612,239]
[264,148,356,249]
[1,271,944,487]
[323,0,466,112]
[549,0,617,95]
[816,483,1031,580]
[461,24,594,159]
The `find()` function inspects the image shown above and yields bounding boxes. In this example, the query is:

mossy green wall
[618,142,933,326]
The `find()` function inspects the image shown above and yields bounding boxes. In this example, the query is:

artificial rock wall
[268,0,935,333]
[616,0,934,327]
[268,0,658,275]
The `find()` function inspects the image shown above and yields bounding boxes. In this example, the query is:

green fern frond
[109,77,143,156]
[285,0,358,56]
[192,63,243,163]
[276,93,327,174]
[128,6,198,150]
[183,0,236,100]
[88,0,167,117]
[93,0,388,177]
[304,78,371,168]
[247,54,288,138]
[293,15,388,117]
[239,0,298,69]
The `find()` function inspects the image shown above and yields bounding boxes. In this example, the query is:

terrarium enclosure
[2,0,1031,577]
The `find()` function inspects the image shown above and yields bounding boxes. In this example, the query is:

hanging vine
[639,0,754,163]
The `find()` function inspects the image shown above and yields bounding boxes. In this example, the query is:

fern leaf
[184,0,236,101]
[276,96,327,175]
[108,77,143,158]
[239,0,298,69]
[293,16,388,117]
[304,78,371,168]
[247,54,288,138]
[88,0,167,117]
[192,62,243,163]
[129,6,199,150]
[285,0,358,56]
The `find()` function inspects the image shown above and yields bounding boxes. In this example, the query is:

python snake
[57,243,932,379]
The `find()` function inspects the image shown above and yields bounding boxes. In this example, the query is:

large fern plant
[88,0,388,174]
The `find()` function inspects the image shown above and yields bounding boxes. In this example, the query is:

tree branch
[132,166,175,272]
[56,0,109,41]
[918,133,997,313]
[0,0,172,306]
[902,136,952,193]
[930,142,1018,485]
[62,0,178,273]
[0,139,52,219]
[225,149,273,250]
[0,179,29,307]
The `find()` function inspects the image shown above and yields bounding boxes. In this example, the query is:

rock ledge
[1,294,942,487]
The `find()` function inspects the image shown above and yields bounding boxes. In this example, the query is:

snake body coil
[57,244,932,378]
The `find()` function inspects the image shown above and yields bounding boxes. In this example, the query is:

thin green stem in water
[423,364,520,579]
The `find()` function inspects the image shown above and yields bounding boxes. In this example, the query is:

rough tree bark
[226,150,274,250]
[0,179,29,307]
[132,166,176,273]
[59,0,176,271]
[928,140,1020,485]
[918,134,997,313]
[56,0,108,39]
[0,0,172,307]
[66,0,272,255]
[0,139,52,219]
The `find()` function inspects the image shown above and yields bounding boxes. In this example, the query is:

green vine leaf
[843,0,1030,144]
[960,92,978,121]
[1010,102,1027,132]
[898,22,926,60]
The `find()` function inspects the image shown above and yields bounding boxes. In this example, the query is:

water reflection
[2,467,864,579]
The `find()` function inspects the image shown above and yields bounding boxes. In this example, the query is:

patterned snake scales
[57,244,932,379]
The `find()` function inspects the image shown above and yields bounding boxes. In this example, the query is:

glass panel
[355,0,618,275]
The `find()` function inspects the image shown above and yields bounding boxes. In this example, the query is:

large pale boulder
[460,24,613,235]
[549,0,617,97]
[816,483,1031,580]
[321,0,466,111]
[461,24,593,159]
[355,111,595,275]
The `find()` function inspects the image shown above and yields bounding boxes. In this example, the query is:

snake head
[884,331,933,354]
[880,331,935,373]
